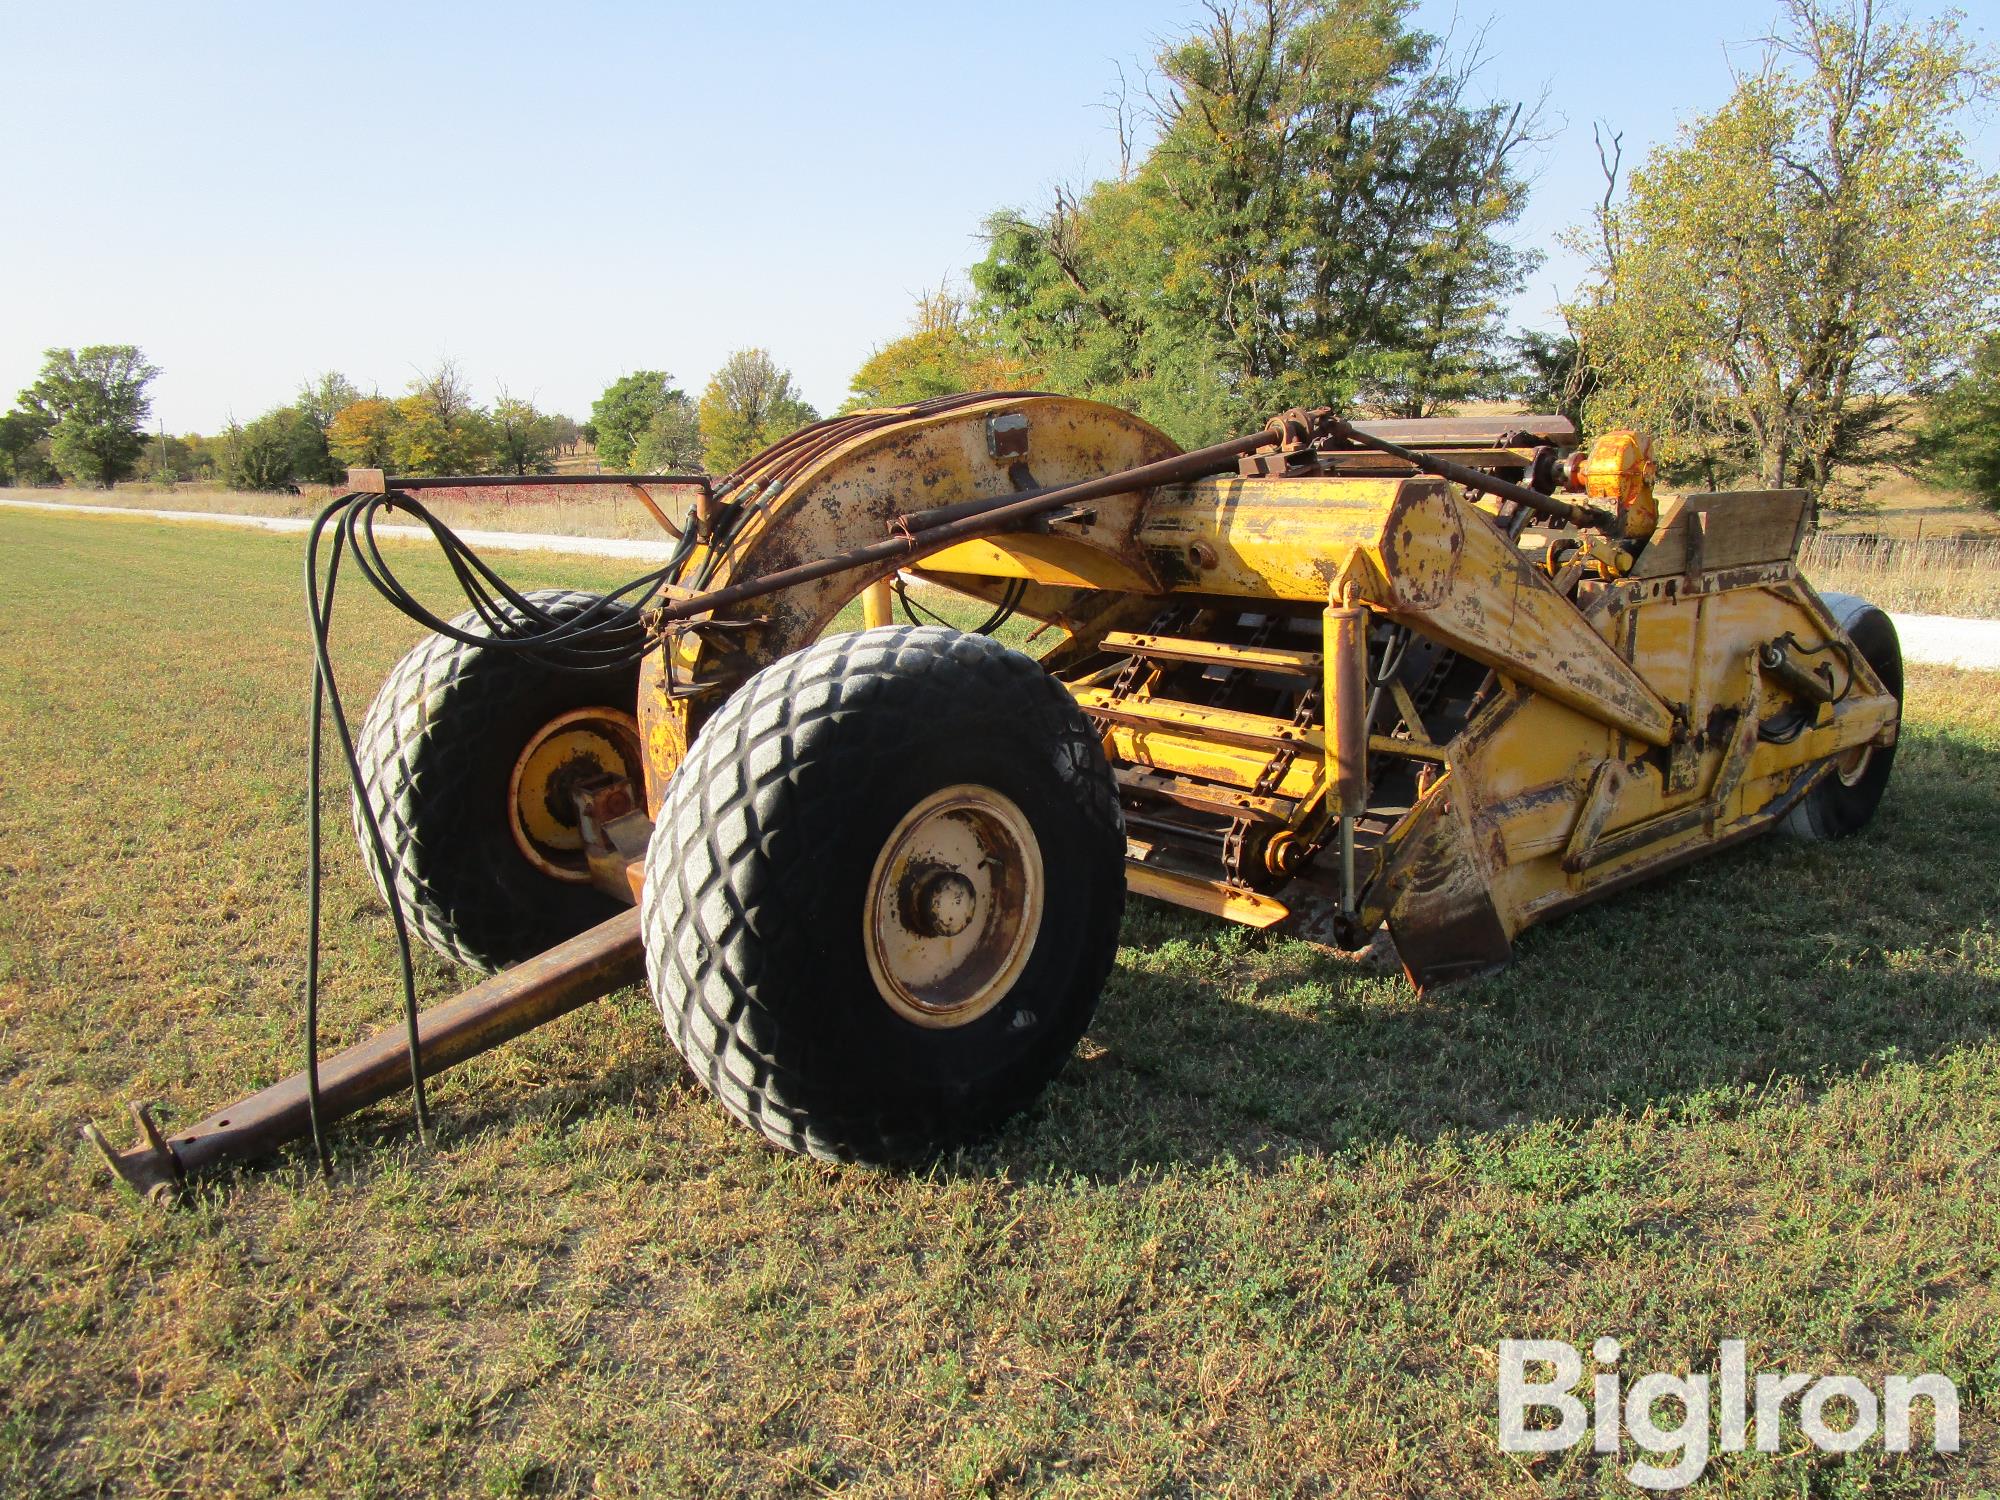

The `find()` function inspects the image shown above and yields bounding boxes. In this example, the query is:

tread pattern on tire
[640,625,1124,1161]
[353,589,629,972]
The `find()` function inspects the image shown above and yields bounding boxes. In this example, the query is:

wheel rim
[863,784,1044,1029]
[1834,743,1874,787]
[507,707,644,883]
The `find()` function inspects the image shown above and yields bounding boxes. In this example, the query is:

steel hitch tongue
[79,909,644,1204]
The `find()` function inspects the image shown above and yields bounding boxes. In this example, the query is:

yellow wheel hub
[863,784,1044,1029]
[507,707,644,882]
[1834,743,1874,788]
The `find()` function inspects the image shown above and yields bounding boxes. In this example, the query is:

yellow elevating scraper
[87,396,1901,1191]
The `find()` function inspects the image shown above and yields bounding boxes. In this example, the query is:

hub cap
[863,784,1044,1028]
[508,708,644,882]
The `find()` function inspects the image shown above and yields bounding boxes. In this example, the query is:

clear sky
[1,1,1991,435]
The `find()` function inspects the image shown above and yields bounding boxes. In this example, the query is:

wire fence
[1801,533,2000,619]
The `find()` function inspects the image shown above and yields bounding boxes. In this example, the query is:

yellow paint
[861,578,895,629]
[1098,723,1325,802]
[630,394,1900,975]
[919,534,1154,591]
[1124,865,1289,927]
[1580,429,1659,541]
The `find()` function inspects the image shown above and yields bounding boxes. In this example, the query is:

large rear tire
[1783,591,1902,840]
[352,590,644,973]
[641,626,1125,1162]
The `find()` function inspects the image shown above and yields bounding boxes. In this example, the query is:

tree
[632,395,704,472]
[183,432,226,483]
[971,0,1542,444]
[389,361,492,475]
[327,397,401,471]
[697,349,818,472]
[844,288,1026,410]
[291,371,361,483]
[591,371,686,468]
[225,408,319,491]
[145,432,201,485]
[1569,1,2000,507]
[1918,333,2000,511]
[1508,330,1597,430]
[489,393,563,475]
[391,396,490,475]
[0,407,56,486]
[21,345,160,487]
[297,371,360,432]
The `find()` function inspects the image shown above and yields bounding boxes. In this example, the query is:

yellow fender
[637,394,1179,809]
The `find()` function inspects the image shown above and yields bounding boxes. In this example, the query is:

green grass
[2,508,1997,1497]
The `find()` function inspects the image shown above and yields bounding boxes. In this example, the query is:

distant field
[2,510,1996,1497]
[0,482,682,542]
[12,469,2000,624]
[1801,534,2000,619]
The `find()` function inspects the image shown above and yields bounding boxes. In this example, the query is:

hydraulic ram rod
[83,910,643,1202]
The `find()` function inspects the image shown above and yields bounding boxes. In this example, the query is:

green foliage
[1569,0,2000,505]
[1918,334,2000,511]
[591,371,686,469]
[696,349,818,472]
[181,433,226,484]
[391,400,488,476]
[20,345,159,487]
[546,413,583,459]
[224,407,319,491]
[142,432,206,485]
[843,290,1024,411]
[631,395,703,473]
[289,372,362,483]
[0,408,56,486]
[970,0,1539,445]
[1508,331,1596,431]
[489,395,564,476]
[296,371,361,434]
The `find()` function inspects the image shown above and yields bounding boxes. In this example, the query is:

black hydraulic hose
[339,492,676,670]
[304,498,433,1158]
[299,487,708,1162]
[290,415,1282,1160]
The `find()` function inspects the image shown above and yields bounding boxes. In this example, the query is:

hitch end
[81,1102,182,1205]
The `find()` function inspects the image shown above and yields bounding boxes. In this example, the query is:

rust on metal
[83,911,643,1202]
[88,391,1910,1193]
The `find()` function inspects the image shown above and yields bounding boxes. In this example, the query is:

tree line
[0,347,820,491]
[3,2,1993,513]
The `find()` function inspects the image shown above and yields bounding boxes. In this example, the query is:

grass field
[2,510,1997,1497]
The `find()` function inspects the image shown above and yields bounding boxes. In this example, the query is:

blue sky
[1,1,1991,434]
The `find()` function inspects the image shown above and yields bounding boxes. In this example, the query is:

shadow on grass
[205,725,1999,1196]
[980,721,2000,1180]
